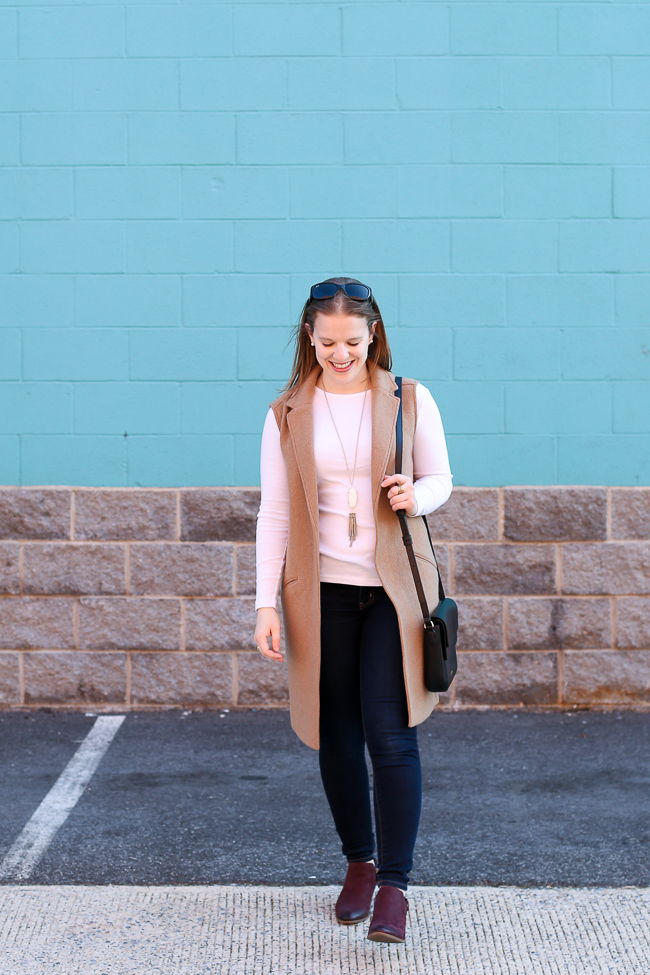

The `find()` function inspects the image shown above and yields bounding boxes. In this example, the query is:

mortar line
[18,650,24,706]
[73,598,79,650]
[606,486,612,541]
[339,5,343,60]
[448,543,454,595]
[125,543,130,597]
[125,651,131,707]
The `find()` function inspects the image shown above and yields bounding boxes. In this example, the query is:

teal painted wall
[1,1,649,487]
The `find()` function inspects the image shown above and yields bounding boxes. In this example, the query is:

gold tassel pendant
[348,511,357,547]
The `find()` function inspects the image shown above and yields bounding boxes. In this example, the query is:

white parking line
[0,716,125,882]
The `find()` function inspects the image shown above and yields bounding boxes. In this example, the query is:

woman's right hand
[254,608,284,661]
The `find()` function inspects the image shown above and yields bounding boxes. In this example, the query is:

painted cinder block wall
[1,1,649,488]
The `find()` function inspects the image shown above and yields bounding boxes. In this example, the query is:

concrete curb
[1,884,648,974]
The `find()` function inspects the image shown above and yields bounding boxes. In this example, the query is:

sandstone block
[237,652,290,705]
[562,542,650,595]
[235,544,256,596]
[78,597,181,650]
[0,598,74,649]
[130,543,233,597]
[74,489,177,540]
[181,488,261,542]
[508,597,612,650]
[611,488,650,540]
[0,542,20,594]
[22,543,126,596]
[453,544,556,595]
[0,652,20,703]
[504,487,607,542]
[456,597,504,650]
[130,652,234,706]
[454,651,558,706]
[23,651,126,705]
[616,598,650,649]
[563,650,650,704]
[427,488,499,542]
[0,488,70,540]
[185,597,256,651]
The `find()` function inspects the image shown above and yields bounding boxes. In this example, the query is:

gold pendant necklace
[319,373,370,546]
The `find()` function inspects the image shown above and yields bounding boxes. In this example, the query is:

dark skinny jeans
[318,581,422,891]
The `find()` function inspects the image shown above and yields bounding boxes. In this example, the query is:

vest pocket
[413,549,437,569]
[413,550,441,615]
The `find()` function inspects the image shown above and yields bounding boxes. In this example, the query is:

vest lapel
[286,366,320,540]
[370,366,399,515]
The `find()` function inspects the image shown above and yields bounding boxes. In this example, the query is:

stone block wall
[0,486,649,711]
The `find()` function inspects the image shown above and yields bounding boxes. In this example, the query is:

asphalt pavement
[1,707,648,888]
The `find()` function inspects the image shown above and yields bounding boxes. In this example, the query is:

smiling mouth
[329,360,354,372]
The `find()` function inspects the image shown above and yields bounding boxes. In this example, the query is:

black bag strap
[394,377,445,625]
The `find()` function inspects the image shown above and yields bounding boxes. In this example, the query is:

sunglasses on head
[310,281,372,302]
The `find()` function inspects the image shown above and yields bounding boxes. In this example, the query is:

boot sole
[367,929,405,943]
[336,912,370,925]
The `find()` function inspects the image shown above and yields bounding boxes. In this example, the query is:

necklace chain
[318,372,370,546]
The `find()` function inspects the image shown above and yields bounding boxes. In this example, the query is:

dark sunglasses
[310,281,372,302]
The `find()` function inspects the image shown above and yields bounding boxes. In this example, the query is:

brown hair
[279,277,393,393]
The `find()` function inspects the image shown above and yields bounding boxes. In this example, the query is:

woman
[253,277,453,944]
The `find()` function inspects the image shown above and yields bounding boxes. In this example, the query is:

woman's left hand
[381,473,417,517]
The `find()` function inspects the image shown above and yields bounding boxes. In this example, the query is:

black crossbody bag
[394,377,458,692]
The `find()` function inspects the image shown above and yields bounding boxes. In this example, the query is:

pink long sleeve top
[255,381,453,610]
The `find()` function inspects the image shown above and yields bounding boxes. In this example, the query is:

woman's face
[308,311,376,390]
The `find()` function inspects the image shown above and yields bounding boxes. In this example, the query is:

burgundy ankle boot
[335,860,377,924]
[367,884,409,943]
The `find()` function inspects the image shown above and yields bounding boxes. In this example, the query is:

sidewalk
[1,884,647,975]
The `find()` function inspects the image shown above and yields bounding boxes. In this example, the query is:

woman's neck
[317,368,372,395]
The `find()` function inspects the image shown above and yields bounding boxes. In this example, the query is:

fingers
[270,617,281,655]
[255,636,284,661]
[259,645,284,662]
[382,473,410,492]
[382,473,406,488]
[254,621,284,662]
[382,473,415,511]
